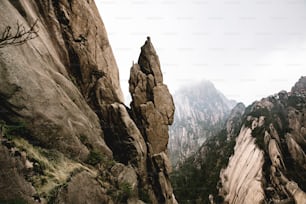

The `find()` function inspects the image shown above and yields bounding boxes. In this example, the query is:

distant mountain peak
[171,77,306,204]
[291,76,306,94]
[169,80,237,167]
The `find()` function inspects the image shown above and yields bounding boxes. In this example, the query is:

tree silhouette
[0,19,39,48]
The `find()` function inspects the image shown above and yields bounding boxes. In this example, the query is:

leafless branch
[0,19,39,48]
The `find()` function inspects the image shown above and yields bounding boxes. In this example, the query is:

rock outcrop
[219,127,265,204]
[219,77,306,204]
[171,103,244,203]
[172,77,306,204]
[129,37,177,204]
[0,1,176,203]
[169,80,236,167]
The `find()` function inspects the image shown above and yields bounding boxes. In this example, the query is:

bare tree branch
[0,19,39,48]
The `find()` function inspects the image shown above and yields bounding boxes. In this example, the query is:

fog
[95,0,306,105]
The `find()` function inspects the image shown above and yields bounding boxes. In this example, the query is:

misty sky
[95,0,306,106]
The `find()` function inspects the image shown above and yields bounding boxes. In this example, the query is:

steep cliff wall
[171,103,245,203]
[172,77,306,204]
[0,1,176,203]
[219,77,306,204]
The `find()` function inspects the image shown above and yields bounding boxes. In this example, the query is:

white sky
[95,0,306,106]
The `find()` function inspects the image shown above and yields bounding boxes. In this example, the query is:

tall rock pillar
[129,37,176,203]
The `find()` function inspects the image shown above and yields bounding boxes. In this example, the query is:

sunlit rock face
[219,127,265,204]
[0,1,176,203]
[170,102,245,203]
[219,76,306,204]
[171,77,305,204]
[169,80,236,167]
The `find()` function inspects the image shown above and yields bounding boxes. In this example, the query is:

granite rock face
[219,77,306,204]
[171,102,245,203]
[129,38,175,155]
[0,1,176,203]
[172,77,306,204]
[129,38,177,204]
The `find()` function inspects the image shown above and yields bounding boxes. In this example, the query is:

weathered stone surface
[226,103,245,140]
[55,171,112,204]
[129,38,177,204]
[219,127,265,204]
[111,163,138,191]
[129,37,175,155]
[285,181,306,204]
[0,1,176,204]
[0,145,36,203]
[286,133,306,169]
[219,84,306,204]
[103,103,147,171]
[291,76,306,94]
[0,0,114,160]
[153,152,173,174]
[153,85,175,124]
[138,37,163,84]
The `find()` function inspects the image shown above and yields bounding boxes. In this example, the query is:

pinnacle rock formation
[129,37,175,155]
[129,37,177,203]
[0,1,176,203]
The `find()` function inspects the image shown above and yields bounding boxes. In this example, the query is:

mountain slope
[169,80,236,167]
[0,1,176,203]
[171,103,245,203]
[220,77,306,204]
[171,77,306,204]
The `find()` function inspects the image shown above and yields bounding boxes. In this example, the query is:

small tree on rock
[0,19,39,48]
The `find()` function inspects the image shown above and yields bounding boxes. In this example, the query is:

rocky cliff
[0,1,176,203]
[169,80,235,167]
[219,77,306,204]
[171,103,245,203]
[172,77,306,204]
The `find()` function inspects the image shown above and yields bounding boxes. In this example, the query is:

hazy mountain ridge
[171,103,245,203]
[169,80,236,167]
[172,77,306,204]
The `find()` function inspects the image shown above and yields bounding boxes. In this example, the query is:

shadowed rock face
[129,37,175,155]
[0,0,118,161]
[129,38,177,204]
[0,1,176,203]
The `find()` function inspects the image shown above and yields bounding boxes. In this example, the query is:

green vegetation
[251,126,265,150]
[249,102,289,151]
[0,198,28,204]
[12,137,91,196]
[171,129,236,204]
[139,188,150,203]
[0,120,105,203]
[85,150,115,167]
[107,182,133,203]
[119,182,133,198]
[86,150,104,165]
[0,120,27,140]
[288,95,305,110]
